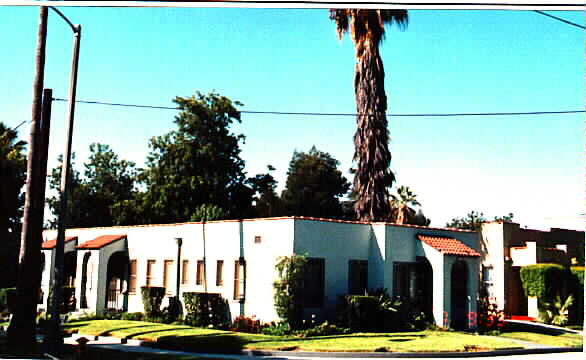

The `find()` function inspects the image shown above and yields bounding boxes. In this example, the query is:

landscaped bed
[63,319,524,353]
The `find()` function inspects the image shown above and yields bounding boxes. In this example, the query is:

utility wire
[9,120,30,132]
[534,10,585,30]
[52,97,584,118]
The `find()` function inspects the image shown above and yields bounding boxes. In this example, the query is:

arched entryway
[414,257,433,319]
[106,251,130,311]
[80,252,91,309]
[451,259,468,330]
[64,251,77,287]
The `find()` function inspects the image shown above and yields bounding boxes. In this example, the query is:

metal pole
[175,237,182,298]
[46,24,81,356]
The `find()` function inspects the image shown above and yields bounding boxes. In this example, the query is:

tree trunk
[353,42,394,221]
[7,6,48,346]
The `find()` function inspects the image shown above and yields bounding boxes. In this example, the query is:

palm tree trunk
[353,43,394,221]
[7,6,48,346]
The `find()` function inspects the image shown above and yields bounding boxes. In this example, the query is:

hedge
[183,292,230,327]
[570,266,584,288]
[140,286,166,317]
[519,264,567,301]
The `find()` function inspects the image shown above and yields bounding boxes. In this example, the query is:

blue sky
[1,6,584,228]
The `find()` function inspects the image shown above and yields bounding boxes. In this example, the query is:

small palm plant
[539,295,574,326]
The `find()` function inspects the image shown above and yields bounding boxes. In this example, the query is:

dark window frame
[304,258,325,307]
[348,260,368,295]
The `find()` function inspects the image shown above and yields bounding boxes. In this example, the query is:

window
[129,260,137,293]
[304,258,325,307]
[182,260,190,285]
[482,265,494,299]
[348,260,368,295]
[163,260,174,294]
[196,260,205,285]
[233,259,245,300]
[393,262,416,299]
[216,260,224,286]
[146,260,156,287]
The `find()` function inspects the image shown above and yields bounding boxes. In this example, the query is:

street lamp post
[44,7,82,356]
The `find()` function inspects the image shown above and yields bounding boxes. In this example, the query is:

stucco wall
[293,219,373,320]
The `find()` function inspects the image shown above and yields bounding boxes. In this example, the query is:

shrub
[273,255,307,329]
[296,321,350,337]
[120,312,144,321]
[337,295,381,331]
[103,309,124,320]
[230,315,263,333]
[476,299,504,334]
[0,288,16,314]
[519,264,568,301]
[141,286,166,318]
[569,266,584,324]
[183,292,229,328]
[538,295,574,326]
[261,321,293,336]
[164,296,182,323]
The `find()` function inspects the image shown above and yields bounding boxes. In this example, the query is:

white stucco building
[40,216,482,329]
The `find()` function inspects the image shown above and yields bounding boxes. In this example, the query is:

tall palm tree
[389,185,420,225]
[330,9,408,222]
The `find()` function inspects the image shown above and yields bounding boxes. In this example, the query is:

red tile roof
[42,236,78,249]
[77,234,126,249]
[417,235,481,257]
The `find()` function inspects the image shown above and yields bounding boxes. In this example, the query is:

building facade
[40,217,481,329]
[479,221,585,318]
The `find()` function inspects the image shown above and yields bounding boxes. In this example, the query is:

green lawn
[498,331,583,348]
[63,320,522,353]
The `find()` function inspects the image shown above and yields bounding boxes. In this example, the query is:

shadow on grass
[153,332,249,354]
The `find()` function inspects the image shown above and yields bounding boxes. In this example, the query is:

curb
[242,347,582,358]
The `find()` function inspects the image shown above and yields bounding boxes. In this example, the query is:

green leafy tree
[330,9,408,221]
[190,204,226,222]
[141,92,251,223]
[281,146,350,219]
[247,165,283,218]
[47,144,139,228]
[446,211,514,231]
[445,211,486,231]
[0,122,27,287]
[47,154,93,229]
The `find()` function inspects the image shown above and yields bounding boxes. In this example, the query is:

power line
[534,10,585,30]
[10,120,29,132]
[52,97,584,118]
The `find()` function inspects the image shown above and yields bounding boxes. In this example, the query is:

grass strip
[63,320,522,353]
[498,331,583,348]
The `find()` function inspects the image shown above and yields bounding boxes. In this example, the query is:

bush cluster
[140,286,166,318]
[519,264,567,300]
[183,292,230,328]
[337,290,431,332]
[520,263,584,325]
[230,315,263,333]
